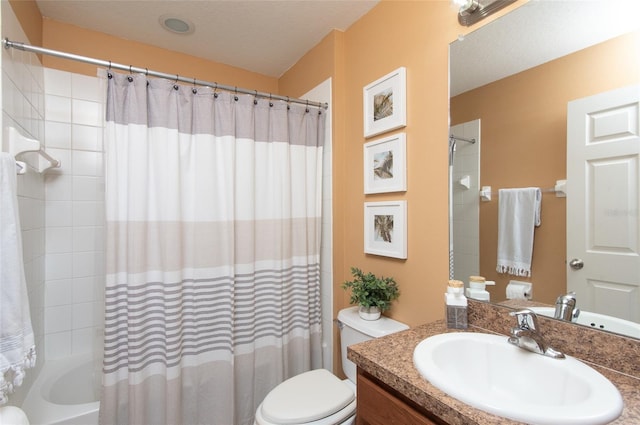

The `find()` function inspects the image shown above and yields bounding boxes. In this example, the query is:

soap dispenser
[465,275,495,301]
[445,279,468,329]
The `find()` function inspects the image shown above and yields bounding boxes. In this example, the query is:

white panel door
[567,85,640,322]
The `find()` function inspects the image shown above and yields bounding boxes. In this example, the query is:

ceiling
[451,0,640,96]
[33,1,640,89]
[34,0,379,78]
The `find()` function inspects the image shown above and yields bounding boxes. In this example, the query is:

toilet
[254,306,409,425]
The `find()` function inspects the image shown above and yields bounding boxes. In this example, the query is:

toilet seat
[255,369,356,425]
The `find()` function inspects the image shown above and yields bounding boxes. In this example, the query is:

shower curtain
[100,72,325,425]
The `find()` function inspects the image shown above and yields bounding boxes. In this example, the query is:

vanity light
[453,0,516,26]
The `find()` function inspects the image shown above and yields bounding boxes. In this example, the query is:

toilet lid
[261,369,355,424]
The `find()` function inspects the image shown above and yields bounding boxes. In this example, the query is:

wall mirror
[449,0,640,337]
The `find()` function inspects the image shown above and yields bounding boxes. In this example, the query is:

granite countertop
[347,320,640,425]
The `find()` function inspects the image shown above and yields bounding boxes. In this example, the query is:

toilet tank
[337,306,409,383]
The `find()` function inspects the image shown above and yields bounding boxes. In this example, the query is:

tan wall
[8,0,42,46]
[451,31,640,304]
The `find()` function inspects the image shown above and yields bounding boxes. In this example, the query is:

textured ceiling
[451,0,640,96]
[35,0,379,77]
[33,1,640,89]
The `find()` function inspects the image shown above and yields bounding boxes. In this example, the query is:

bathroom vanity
[348,301,640,425]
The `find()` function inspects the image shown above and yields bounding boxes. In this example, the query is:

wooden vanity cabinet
[356,369,448,425]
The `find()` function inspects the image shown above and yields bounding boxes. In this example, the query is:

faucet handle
[509,309,539,331]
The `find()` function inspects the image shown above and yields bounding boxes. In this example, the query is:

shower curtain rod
[3,38,329,110]
[449,134,476,144]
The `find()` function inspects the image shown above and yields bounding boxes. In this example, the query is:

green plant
[341,267,400,312]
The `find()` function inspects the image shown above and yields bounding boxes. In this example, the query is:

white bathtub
[21,355,100,425]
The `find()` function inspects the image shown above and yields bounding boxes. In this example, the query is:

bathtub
[21,355,100,425]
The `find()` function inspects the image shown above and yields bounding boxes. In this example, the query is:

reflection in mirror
[449,0,640,334]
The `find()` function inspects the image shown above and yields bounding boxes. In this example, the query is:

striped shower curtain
[100,72,325,425]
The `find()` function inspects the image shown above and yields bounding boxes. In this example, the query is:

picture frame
[363,67,407,138]
[363,133,407,194]
[364,200,407,259]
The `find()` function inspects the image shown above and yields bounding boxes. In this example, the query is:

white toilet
[254,306,409,425]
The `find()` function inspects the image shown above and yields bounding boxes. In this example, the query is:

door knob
[569,258,584,270]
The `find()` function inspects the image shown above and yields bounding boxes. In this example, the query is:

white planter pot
[359,305,381,321]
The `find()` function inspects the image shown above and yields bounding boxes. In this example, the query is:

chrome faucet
[508,309,565,359]
[554,291,580,322]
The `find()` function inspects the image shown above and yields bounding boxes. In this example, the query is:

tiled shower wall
[2,1,46,405]
[42,68,106,360]
[451,119,480,285]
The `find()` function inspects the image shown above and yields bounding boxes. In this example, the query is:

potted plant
[342,267,400,320]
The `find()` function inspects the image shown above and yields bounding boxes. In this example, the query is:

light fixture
[159,15,195,35]
[454,0,516,26]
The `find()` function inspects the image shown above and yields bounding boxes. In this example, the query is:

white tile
[72,124,102,151]
[44,68,71,97]
[45,331,72,359]
[45,304,72,333]
[72,150,100,176]
[72,176,100,201]
[45,252,73,280]
[45,174,73,201]
[72,302,96,329]
[71,328,94,355]
[45,226,73,253]
[73,276,99,303]
[73,251,98,278]
[72,201,104,226]
[45,278,73,307]
[71,73,103,102]
[72,99,102,126]
[73,226,104,252]
[45,121,71,149]
[46,201,73,227]
[45,94,71,122]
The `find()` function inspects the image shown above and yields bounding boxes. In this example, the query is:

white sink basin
[528,306,640,339]
[413,332,623,425]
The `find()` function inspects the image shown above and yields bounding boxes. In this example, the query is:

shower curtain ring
[127,65,133,82]
[305,99,310,113]
[192,78,197,94]
[254,90,258,105]
[107,61,112,79]
[269,93,273,107]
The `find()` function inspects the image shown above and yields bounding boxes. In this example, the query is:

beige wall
[451,31,640,305]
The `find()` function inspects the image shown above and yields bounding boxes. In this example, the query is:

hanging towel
[0,153,36,405]
[496,187,541,277]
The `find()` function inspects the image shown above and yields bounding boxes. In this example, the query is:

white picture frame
[364,200,407,259]
[364,133,407,194]
[363,67,407,138]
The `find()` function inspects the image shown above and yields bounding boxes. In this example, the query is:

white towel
[0,153,36,404]
[496,187,541,277]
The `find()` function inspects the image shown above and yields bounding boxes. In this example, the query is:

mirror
[449,0,640,334]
